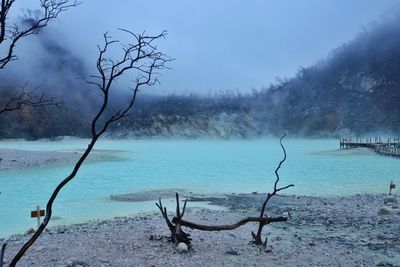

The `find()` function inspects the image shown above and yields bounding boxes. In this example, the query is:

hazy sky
[11,0,400,94]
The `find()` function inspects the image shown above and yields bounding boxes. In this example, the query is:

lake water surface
[0,138,398,237]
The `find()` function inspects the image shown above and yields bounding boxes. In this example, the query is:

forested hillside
[1,13,399,139]
[263,13,400,136]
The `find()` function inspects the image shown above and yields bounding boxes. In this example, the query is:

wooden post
[36,206,41,229]
[31,206,45,230]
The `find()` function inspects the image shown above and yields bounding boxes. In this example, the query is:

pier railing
[340,137,400,158]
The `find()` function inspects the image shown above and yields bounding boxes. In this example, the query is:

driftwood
[157,134,294,247]
[176,215,288,231]
[156,194,192,245]
[157,193,289,246]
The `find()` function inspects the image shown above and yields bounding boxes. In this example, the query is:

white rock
[176,242,188,253]
[25,228,35,235]
[384,197,398,205]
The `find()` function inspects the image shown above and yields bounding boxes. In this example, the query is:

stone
[176,242,188,253]
[264,245,273,253]
[225,249,240,255]
[66,259,87,267]
[378,208,390,215]
[55,226,67,234]
[24,228,35,235]
[384,197,398,205]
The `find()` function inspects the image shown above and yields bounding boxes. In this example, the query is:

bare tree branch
[251,133,294,245]
[0,0,81,69]
[174,214,287,231]
[0,85,58,115]
[9,29,170,266]
[0,243,6,267]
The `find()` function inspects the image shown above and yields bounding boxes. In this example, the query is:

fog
[3,0,400,95]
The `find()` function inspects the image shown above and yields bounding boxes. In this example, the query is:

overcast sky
[11,0,400,94]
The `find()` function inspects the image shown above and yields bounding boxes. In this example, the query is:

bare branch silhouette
[0,243,6,267]
[0,0,80,69]
[251,133,294,245]
[9,29,170,266]
[0,85,58,115]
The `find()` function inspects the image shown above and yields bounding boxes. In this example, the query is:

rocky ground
[0,149,118,172]
[1,193,399,266]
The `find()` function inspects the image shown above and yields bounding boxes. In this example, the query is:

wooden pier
[340,137,400,158]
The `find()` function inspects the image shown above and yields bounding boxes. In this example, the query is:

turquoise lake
[0,138,398,237]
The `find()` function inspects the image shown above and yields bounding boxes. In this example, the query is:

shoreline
[0,148,121,172]
[2,193,399,266]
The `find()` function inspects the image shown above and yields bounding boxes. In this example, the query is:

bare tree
[5,29,170,266]
[157,134,294,247]
[0,0,79,116]
[1,2,79,265]
[0,0,80,69]
[251,133,294,246]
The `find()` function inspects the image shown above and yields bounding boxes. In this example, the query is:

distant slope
[114,13,400,138]
[261,12,400,136]
[1,13,400,139]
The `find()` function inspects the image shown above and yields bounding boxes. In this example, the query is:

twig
[0,85,58,115]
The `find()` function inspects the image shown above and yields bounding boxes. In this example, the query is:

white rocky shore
[1,193,399,267]
[0,148,118,172]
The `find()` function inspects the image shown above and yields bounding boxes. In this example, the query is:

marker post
[30,206,45,229]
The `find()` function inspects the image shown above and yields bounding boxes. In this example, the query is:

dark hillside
[1,13,400,139]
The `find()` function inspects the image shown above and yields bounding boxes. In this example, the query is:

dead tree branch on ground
[9,29,170,266]
[157,134,294,247]
[157,193,288,246]
[156,193,192,245]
